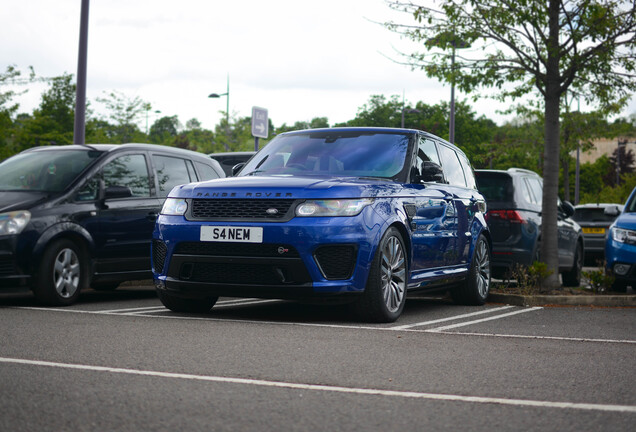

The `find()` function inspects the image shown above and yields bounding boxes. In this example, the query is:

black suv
[475,168,583,286]
[0,143,224,305]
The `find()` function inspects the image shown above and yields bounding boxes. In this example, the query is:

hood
[614,211,636,230]
[0,191,49,213]
[170,175,406,200]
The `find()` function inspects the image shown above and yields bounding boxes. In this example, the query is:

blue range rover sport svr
[152,127,491,322]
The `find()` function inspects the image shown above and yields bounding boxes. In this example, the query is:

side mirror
[104,185,133,199]
[231,162,246,176]
[418,161,445,183]
[560,200,575,217]
[604,205,621,217]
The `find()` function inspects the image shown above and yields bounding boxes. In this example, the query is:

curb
[488,293,636,307]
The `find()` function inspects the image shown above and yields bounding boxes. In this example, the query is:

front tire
[562,242,582,287]
[352,227,407,323]
[451,234,491,305]
[157,290,218,313]
[33,239,87,306]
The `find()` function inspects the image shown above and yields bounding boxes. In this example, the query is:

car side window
[437,143,467,187]
[152,154,196,198]
[103,154,151,197]
[75,176,100,201]
[526,177,543,204]
[458,153,476,189]
[413,138,441,182]
[520,177,534,203]
[194,161,222,181]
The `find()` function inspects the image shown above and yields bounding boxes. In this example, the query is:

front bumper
[152,212,383,298]
[0,237,32,290]
[606,238,636,285]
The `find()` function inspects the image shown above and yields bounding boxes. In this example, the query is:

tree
[386,0,636,288]
[0,65,24,159]
[149,115,180,144]
[96,90,147,143]
[13,73,76,151]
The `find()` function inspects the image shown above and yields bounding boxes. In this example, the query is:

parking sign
[251,106,268,139]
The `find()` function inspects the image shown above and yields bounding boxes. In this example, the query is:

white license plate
[200,226,263,243]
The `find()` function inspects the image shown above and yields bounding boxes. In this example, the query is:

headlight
[0,211,31,235]
[296,199,373,217]
[611,227,636,246]
[161,198,188,215]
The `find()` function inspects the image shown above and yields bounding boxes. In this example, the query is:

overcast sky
[2,0,635,133]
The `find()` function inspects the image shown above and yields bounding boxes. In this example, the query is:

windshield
[240,131,412,180]
[0,149,103,192]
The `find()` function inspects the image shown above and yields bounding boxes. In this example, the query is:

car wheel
[33,239,87,306]
[561,242,582,287]
[352,227,407,323]
[157,290,218,313]
[451,234,491,305]
[91,282,120,291]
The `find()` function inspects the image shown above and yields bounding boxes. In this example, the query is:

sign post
[251,106,268,151]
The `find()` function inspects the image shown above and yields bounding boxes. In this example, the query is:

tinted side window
[526,177,543,204]
[195,161,222,181]
[476,173,514,202]
[153,154,195,198]
[103,154,151,197]
[458,153,476,189]
[437,144,466,187]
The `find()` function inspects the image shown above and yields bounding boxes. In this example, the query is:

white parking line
[391,306,515,330]
[8,305,636,344]
[427,307,543,332]
[1,356,634,413]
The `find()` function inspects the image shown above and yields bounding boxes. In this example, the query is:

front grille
[181,262,311,285]
[0,256,16,276]
[175,242,300,258]
[314,245,357,280]
[152,240,167,273]
[190,199,295,220]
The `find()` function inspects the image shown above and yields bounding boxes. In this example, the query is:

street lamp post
[427,32,469,144]
[73,0,90,145]
[208,75,230,151]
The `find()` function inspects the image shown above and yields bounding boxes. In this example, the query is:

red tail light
[485,210,526,224]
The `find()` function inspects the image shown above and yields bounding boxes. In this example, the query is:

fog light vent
[613,263,631,276]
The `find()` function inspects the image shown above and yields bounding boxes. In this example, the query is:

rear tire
[33,239,88,306]
[451,234,491,305]
[352,227,407,323]
[158,290,218,313]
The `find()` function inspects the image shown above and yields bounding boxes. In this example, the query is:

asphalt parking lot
[1,285,634,432]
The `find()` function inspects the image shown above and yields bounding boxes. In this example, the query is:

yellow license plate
[582,227,605,234]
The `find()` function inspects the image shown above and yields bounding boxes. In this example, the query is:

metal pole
[73,0,90,145]
[616,141,622,186]
[575,144,580,204]
[449,44,456,144]
[225,74,229,126]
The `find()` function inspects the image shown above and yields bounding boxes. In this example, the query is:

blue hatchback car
[605,186,636,292]
[152,128,491,322]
